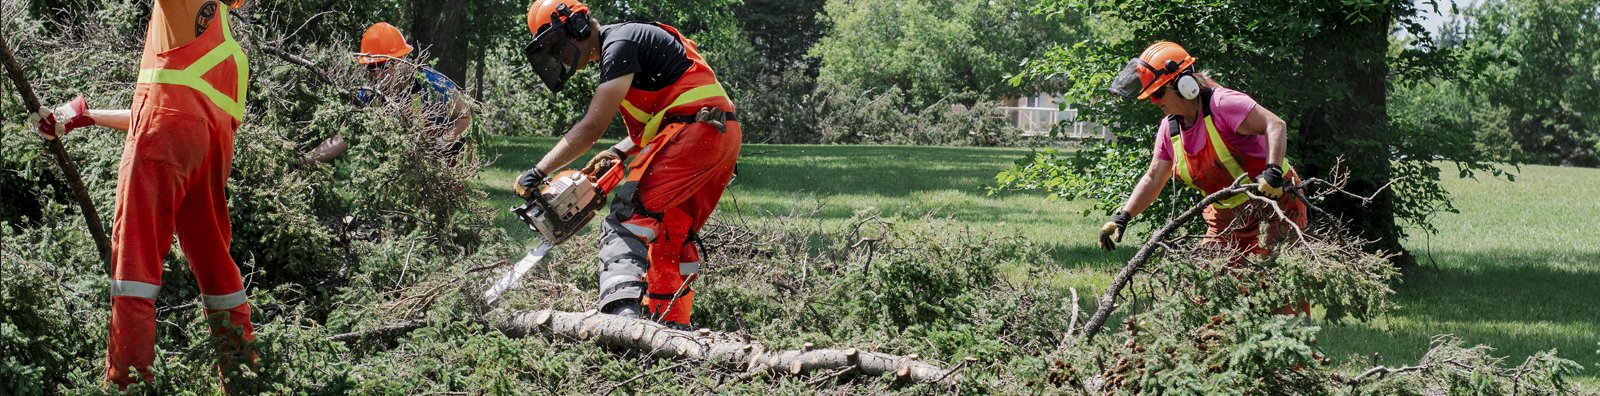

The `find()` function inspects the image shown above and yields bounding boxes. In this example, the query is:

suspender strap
[135,7,249,120]
[620,83,730,147]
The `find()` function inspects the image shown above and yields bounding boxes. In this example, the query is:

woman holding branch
[1096,41,1310,317]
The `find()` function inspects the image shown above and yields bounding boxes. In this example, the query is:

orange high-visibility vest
[615,23,734,148]
[135,4,249,126]
[1169,93,1288,209]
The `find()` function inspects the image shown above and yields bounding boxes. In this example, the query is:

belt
[663,110,737,125]
[662,107,736,133]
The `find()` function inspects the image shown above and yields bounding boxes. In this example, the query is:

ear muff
[1159,59,1200,100]
[1175,72,1200,100]
[555,3,593,40]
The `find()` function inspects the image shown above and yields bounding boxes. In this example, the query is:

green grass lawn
[474,135,1600,381]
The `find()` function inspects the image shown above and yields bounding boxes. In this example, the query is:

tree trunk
[498,309,954,383]
[473,53,485,100]
[405,0,470,83]
[1294,4,1412,265]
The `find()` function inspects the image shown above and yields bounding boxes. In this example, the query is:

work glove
[513,167,549,199]
[27,96,94,140]
[300,135,350,166]
[580,147,626,175]
[1098,211,1132,251]
[1255,164,1285,199]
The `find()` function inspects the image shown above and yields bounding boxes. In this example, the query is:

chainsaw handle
[594,159,624,193]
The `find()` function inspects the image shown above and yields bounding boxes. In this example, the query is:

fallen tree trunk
[498,309,953,383]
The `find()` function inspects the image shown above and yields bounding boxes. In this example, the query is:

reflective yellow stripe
[1173,133,1195,190]
[135,10,249,120]
[1205,117,1247,185]
[634,83,728,146]
[619,100,651,123]
[1205,116,1249,208]
[1174,116,1250,209]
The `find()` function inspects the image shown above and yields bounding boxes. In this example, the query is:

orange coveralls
[1168,96,1309,315]
[595,23,740,326]
[106,0,253,385]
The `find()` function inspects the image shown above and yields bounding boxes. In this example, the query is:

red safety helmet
[358,22,413,64]
[523,0,593,92]
[527,0,592,39]
[1109,41,1198,101]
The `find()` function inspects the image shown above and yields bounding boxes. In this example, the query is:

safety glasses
[365,61,390,73]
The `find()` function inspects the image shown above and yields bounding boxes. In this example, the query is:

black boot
[601,298,642,319]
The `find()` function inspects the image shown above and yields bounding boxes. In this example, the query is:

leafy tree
[1456,0,1600,166]
[996,0,1512,261]
[810,0,1077,108]
[735,0,826,72]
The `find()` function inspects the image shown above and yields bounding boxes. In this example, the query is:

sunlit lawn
[475,135,1599,382]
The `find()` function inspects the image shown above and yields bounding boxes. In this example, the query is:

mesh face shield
[523,28,583,93]
[1108,58,1154,100]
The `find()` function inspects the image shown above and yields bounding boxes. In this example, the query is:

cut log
[499,309,952,383]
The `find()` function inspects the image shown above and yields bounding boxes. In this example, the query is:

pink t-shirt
[1152,87,1268,163]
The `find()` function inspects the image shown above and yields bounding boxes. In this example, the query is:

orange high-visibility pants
[106,88,253,386]
[596,121,740,326]
[1201,183,1310,316]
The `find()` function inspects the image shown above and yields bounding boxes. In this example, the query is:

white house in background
[998,93,1111,140]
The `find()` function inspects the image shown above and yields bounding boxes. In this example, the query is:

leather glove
[1256,164,1285,199]
[513,167,549,199]
[27,96,93,140]
[301,135,350,166]
[1098,210,1132,251]
[580,147,626,175]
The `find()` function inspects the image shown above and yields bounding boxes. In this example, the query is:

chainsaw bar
[482,241,555,305]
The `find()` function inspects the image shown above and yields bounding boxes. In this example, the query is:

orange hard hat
[358,22,413,64]
[1109,41,1198,100]
[527,0,591,38]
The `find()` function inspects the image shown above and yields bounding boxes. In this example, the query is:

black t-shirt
[598,23,693,92]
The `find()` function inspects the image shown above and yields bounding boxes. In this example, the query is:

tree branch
[499,309,952,383]
[1077,180,1316,341]
[259,45,336,86]
[326,319,429,343]
[1343,364,1431,385]
[0,27,113,273]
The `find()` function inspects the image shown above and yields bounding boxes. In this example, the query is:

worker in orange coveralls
[512,0,740,327]
[1095,41,1311,319]
[27,0,255,388]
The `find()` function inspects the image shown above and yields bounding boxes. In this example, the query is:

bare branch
[499,309,952,383]
[1344,364,1431,385]
[259,45,336,85]
[1077,179,1320,341]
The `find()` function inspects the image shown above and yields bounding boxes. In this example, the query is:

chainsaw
[483,160,625,305]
